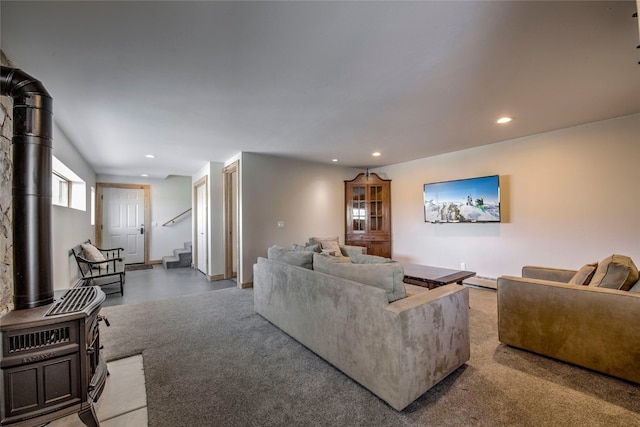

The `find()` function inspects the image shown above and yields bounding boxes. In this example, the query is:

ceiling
[2,1,639,178]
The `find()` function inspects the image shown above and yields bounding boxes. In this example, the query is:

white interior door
[196,182,207,274]
[102,187,145,264]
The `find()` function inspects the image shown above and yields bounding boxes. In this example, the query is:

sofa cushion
[568,263,598,286]
[313,252,351,264]
[630,280,640,293]
[350,253,394,264]
[589,254,639,291]
[292,243,321,253]
[313,253,406,302]
[268,245,313,270]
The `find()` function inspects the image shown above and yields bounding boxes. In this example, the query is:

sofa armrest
[497,275,640,384]
[385,284,470,410]
[386,283,467,314]
[521,265,577,283]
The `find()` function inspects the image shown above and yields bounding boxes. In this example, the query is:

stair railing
[163,208,192,226]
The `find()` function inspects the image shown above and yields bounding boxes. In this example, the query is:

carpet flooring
[100,287,640,426]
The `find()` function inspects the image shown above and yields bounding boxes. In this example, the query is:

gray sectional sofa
[497,254,640,384]
[253,246,470,411]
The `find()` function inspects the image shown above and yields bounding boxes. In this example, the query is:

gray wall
[51,124,97,289]
[375,113,640,278]
[240,153,361,285]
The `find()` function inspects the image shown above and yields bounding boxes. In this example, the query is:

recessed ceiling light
[372,152,381,157]
[145,154,156,158]
[141,174,148,177]
[332,159,339,162]
[496,116,512,124]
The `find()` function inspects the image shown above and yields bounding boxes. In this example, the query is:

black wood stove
[1,67,109,426]
[1,286,108,426]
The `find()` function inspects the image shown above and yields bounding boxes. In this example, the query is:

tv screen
[424,175,500,223]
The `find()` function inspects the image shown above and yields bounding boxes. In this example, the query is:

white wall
[52,124,96,289]
[192,162,225,279]
[240,153,361,285]
[375,113,640,279]
[97,174,192,261]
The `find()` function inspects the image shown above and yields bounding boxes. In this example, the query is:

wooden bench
[70,240,125,296]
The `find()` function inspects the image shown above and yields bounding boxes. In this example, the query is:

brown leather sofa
[497,255,640,384]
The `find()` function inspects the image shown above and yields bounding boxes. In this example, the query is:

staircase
[162,242,192,269]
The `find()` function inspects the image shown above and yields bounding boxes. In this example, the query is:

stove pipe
[1,66,54,309]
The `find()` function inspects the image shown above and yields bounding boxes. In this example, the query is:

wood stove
[0,67,110,426]
[1,286,108,427]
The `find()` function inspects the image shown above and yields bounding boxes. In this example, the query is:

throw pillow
[321,249,338,256]
[319,240,347,258]
[308,235,340,247]
[81,243,107,269]
[567,263,598,286]
[81,243,106,262]
[589,254,639,291]
[268,245,313,270]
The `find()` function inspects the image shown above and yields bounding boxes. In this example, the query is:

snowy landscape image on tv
[424,175,500,223]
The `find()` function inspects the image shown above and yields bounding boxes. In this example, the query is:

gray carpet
[100,287,640,426]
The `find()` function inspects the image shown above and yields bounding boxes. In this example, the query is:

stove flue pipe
[1,66,54,309]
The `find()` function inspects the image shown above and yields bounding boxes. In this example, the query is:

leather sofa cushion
[589,254,639,291]
[313,253,406,302]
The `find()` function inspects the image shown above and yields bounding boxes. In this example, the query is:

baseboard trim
[149,259,163,265]
[207,274,224,282]
[240,281,253,289]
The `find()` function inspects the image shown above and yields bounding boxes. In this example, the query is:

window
[90,186,95,225]
[52,171,70,207]
[52,156,86,211]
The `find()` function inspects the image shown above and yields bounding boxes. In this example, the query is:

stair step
[163,242,193,269]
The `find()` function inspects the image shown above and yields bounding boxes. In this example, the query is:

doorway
[96,183,150,265]
[193,176,208,275]
[223,161,239,282]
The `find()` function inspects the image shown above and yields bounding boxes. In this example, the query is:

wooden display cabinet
[345,172,391,258]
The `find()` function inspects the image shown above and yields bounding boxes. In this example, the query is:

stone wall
[0,94,13,315]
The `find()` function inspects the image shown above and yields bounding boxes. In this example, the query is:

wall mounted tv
[424,175,500,223]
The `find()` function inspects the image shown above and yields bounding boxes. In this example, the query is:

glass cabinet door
[351,185,366,232]
[369,185,383,232]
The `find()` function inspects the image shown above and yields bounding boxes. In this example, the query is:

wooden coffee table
[403,264,476,289]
